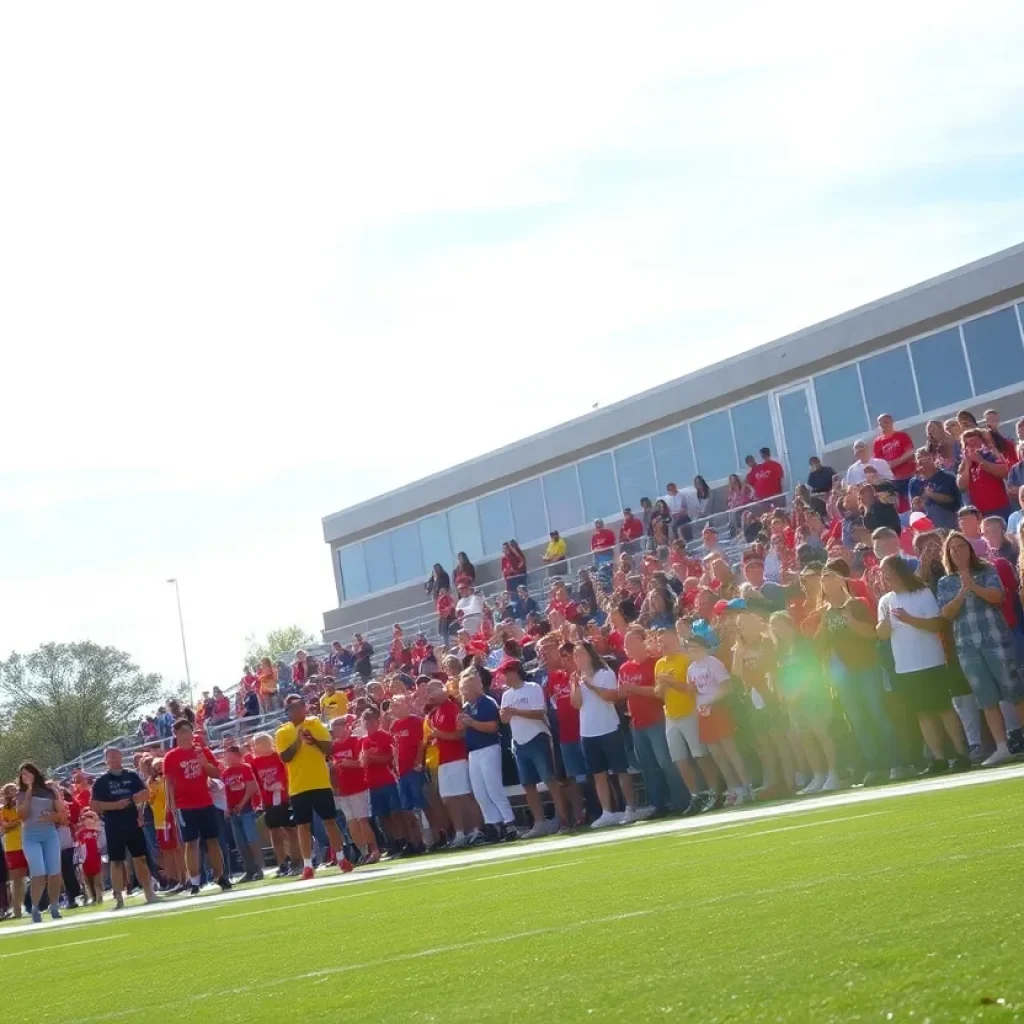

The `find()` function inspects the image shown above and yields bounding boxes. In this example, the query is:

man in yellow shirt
[321,680,349,722]
[542,530,568,577]
[275,695,350,879]
[654,627,717,811]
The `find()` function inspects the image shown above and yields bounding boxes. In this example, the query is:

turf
[4,775,1024,1023]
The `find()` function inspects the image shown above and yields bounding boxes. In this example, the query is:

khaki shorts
[665,714,706,761]
[336,791,369,820]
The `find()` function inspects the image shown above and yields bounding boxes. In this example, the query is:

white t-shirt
[456,594,485,634]
[687,656,730,708]
[845,458,894,486]
[877,589,946,674]
[499,682,550,744]
[578,667,622,738]
[664,491,685,516]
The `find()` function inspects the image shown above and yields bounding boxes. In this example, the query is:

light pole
[166,578,193,705]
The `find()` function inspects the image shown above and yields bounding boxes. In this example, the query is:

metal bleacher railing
[53,493,788,778]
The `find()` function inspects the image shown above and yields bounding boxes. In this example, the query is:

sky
[2,1,1024,696]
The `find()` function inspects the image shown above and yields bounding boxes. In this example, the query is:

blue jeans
[228,810,260,874]
[632,722,690,812]
[830,659,901,772]
[22,825,61,877]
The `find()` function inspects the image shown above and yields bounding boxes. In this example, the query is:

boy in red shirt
[425,678,479,849]
[539,637,586,826]
[362,707,423,856]
[221,745,263,882]
[163,719,231,895]
[619,628,682,816]
[389,695,429,854]
[747,447,785,503]
[249,732,301,876]
[330,716,379,864]
[957,429,1011,518]
[873,413,916,509]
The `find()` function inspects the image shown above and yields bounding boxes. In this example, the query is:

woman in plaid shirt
[937,532,1024,767]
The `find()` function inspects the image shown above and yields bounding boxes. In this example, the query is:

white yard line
[3,763,1022,942]
[673,811,885,845]
[0,934,126,959]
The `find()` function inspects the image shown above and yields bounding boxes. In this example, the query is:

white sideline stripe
[215,860,584,921]
[3,764,1023,942]
[0,934,125,959]
[673,812,884,845]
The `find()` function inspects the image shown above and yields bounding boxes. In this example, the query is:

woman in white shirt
[570,643,653,829]
[875,555,971,774]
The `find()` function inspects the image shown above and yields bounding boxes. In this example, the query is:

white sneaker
[819,773,842,792]
[798,773,826,795]
[591,811,625,829]
[447,834,469,849]
[543,818,561,835]
[735,787,755,805]
[794,772,809,789]
[623,805,656,824]
[520,824,546,840]
[982,745,1012,767]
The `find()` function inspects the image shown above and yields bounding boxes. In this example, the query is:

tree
[0,641,163,777]
[244,625,315,668]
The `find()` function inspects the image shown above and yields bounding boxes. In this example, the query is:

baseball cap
[909,512,936,531]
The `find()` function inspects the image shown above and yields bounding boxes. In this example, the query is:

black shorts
[106,825,148,862]
[896,665,959,716]
[290,788,337,827]
[263,802,293,830]
[180,806,221,843]
[581,730,629,775]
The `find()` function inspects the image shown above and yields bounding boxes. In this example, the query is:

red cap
[713,600,730,617]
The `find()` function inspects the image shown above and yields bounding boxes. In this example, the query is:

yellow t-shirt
[276,717,332,795]
[544,538,567,560]
[1,806,22,853]
[148,778,168,826]
[655,653,695,719]
[423,717,439,771]
[321,691,349,721]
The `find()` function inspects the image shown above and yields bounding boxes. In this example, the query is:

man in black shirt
[859,483,902,535]
[91,748,157,909]
[807,456,836,495]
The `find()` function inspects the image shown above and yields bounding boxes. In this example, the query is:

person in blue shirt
[908,449,961,530]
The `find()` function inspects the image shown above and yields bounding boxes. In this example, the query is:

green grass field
[4,773,1024,1023]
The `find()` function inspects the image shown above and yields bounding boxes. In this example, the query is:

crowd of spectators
[6,410,1024,920]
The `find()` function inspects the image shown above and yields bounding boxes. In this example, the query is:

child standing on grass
[686,636,753,805]
[75,810,104,904]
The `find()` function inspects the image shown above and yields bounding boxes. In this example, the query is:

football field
[4,767,1024,1023]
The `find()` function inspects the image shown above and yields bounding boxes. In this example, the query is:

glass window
[362,533,395,592]
[577,453,619,522]
[389,523,423,584]
[963,307,1024,396]
[613,440,657,510]
[909,328,972,413]
[859,347,920,423]
[814,365,868,444]
[447,502,483,564]
[418,513,451,573]
[730,397,775,467]
[338,543,369,601]
[477,490,513,556]
[690,410,736,483]
[509,478,547,543]
[777,388,819,477]
[651,424,696,493]
[542,465,583,533]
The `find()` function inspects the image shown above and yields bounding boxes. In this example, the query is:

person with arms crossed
[221,745,264,882]
[276,695,350,879]
[425,678,480,848]
[90,747,159,909]
[163,719,232,895]
[330,716,380,865]
[249,732,301,876]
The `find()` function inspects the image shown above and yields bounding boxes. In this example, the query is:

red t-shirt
[427,698,467,764]
[544,669,580,744]
[747,460,785,500]
[249,753,287,808]
[213,696,231,717]
[606,631,625,657]
[617,658,664,730]
[993,557,1017,630]
[163,744,217,811]
[221,763,257,812]
[361,730,397,789]
[873,432,915,480]
[965,452,1010,514]
[591,528,616,552]
[389,715,425,776]
[619,518,644,541]
[331,738,367,796]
